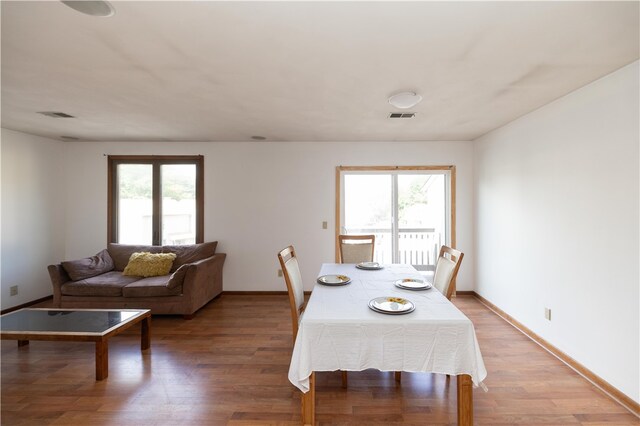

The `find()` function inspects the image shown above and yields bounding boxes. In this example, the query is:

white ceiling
[1,1,638,142]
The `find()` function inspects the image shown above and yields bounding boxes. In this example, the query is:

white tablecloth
[288,263,487,392]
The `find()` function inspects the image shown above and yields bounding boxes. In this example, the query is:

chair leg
[395,371,402,383]
[341,371,348,388]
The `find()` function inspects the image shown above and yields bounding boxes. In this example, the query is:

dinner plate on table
[394,278,432,291]
[317,274,352,286]
[356,261,383,270]
[368,296,415,315]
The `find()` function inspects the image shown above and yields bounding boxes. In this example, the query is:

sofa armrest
[48,264,70,307]
[181,253,226,302]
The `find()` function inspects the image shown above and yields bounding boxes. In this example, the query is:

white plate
[394,278,432,290]
[368,296,415,315]
[317,274,352,286]
[356,261,383,270]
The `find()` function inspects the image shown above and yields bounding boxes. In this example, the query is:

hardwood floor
[1,295,637,425]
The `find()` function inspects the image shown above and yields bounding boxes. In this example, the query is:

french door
[337,166,454,271]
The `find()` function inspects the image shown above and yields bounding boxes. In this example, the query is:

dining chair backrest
[278,245,306,340]
[433,246,464,300]
[338,234,375,264]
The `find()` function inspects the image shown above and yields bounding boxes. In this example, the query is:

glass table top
[0,309,144,334]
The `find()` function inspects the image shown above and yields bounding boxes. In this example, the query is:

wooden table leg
[457,374,473,426]
[301,372,315,426]
[95,340,108,381]
[141,315,151,350]
[17,340,29,347]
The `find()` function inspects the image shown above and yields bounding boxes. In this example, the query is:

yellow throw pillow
[123,252,177,277]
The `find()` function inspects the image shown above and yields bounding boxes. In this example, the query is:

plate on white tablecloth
[394,278,432,291]
[368,296,415,315]
[356,261,383,270]
[317,274,352,286]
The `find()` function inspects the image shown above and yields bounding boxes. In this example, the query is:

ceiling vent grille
[389,112,416,119]
[38,111,75,118]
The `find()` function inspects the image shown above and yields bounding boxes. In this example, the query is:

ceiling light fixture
[60,1,115,17]
[388,92,422,109]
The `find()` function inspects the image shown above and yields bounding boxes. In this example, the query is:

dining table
[288,263,487,425]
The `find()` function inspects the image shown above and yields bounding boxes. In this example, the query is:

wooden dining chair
[338,234,375,263]
[433,245,464,300]
[277,246,306,340]
[278,245,348,388]
[337,235,400,384]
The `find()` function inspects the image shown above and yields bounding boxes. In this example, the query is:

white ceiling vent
[38,111,75,118]
[389,112,416,119]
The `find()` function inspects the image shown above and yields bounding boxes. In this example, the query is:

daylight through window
[108,156,204,245]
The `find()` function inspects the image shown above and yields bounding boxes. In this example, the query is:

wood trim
[107,155,204,244]
[107,156,115,243]
[335,166,341,263]
[450,165,456,248]
[472,292,640,417]
[335,165,456,263]
[107,155,203,163]
[195,156,204,243]
[1,310,150,343]
[0,295,53,315]
[152,163,161,245]
[337,165,454,172]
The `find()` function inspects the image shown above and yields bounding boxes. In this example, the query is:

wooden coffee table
[0,308,151,380]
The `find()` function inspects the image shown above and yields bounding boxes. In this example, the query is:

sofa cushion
[108,244,163,271]
[61,249,115,281]
[60,271,140,297]
[122,275,182,297]
[123,252,177,277]
[162,241,217,272]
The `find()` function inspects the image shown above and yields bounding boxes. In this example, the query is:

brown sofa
[48,242,225,318]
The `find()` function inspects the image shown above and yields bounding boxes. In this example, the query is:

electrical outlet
[10,285,18,296]
[322,221,328,229]
[544,307,551,321]
[277,269,283,277]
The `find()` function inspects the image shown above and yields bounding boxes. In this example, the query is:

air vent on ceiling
[60,135,79,141]
[38,111,75,118]
[389,112,416,119]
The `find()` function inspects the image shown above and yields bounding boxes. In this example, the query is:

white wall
[62,141,474,293]
[474,61,639,403]
[1,129,66,309]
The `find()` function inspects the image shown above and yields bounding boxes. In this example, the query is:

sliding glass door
[339,167,452,271]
